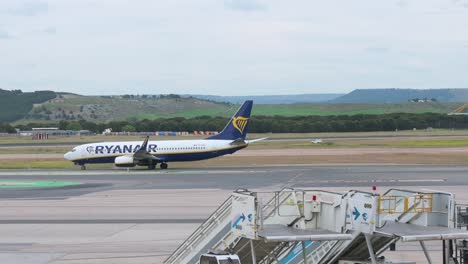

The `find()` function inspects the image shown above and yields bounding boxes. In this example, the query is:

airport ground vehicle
[199,251,241,264]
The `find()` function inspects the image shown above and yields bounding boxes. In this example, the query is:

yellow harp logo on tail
[232,116,249,134]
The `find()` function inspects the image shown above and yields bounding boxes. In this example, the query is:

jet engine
[114,156,135,167]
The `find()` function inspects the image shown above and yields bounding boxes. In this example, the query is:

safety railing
[303,240,337,264]
[261,189,297,219]
[164,196,233,264]
[378,193,433,214]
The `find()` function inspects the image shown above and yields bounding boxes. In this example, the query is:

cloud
[365,46,390,53]
[0,0,467,95]
[42,27,56,35]
[7,1,48,16]
[224,0,266,11]
[396,0,409,8]
[0,30,11,39]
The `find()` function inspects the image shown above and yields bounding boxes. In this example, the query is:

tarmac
[1,165,468,263]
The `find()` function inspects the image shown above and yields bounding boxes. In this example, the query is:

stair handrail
[301,240,339,264]
[164,195,233,264]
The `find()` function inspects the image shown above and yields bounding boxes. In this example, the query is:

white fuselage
[64,139,246,165]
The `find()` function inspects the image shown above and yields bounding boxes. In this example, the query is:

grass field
[137,105,235,119]
[252,102,459,116]
[0,147,68,154]
[1,130,468,168]
[4,137,468,155]
[0,128,467,145]
[253,105,386,116]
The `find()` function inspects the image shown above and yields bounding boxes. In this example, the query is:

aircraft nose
[64,152,72,160]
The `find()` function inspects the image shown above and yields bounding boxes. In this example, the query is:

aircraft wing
[133,136,160,161]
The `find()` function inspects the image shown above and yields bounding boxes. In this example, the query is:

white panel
[231,192,257,239]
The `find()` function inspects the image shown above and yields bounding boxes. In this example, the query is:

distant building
[31,127,59,131]
[408,98,437,103]
[19,128,90,137]
[32,133,49,140]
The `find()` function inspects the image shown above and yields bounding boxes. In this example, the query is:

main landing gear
[147,162,168,170]
[80,164,87,170]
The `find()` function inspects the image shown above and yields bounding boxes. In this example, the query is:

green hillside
[0,89,56,122]
[332,88,468,103]
[16,93,461,124]
[3,87,467,124]
[18,94,233,123]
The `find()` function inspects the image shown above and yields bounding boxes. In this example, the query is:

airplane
[64,100,266,170]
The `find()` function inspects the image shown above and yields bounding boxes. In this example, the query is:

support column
[443,240,447,264]
[445,240,450,264]
[302,241,308,264]
[250,240,257,264]
[419,241,433,264]
[364,234,377,264]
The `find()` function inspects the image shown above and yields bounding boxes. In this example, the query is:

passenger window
[200,256,218,264]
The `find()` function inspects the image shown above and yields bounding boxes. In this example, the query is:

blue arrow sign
[352,207,361,221]
[232,213,246,227]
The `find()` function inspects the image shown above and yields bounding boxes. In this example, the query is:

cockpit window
[70,148,77,152]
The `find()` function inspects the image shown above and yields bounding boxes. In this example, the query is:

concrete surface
[1,165,468,263]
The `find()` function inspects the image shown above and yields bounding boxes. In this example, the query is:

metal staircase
[164,196,233,264]
[165,188,468,264]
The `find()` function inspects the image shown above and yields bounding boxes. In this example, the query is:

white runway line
[302,179,446,184]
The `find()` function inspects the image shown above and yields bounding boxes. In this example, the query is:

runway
[1,165,468,263]
[0,164,467,199]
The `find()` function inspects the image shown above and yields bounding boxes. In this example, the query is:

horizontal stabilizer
[230,138,247,146]
[245,137,268,144]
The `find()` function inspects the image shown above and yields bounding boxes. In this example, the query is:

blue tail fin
[206,100,253,140]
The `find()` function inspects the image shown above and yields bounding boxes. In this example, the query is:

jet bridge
[164,188,468,264]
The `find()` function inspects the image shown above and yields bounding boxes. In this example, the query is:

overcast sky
[0,0,467,95]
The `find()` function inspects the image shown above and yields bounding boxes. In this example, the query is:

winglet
[140,136,149,151]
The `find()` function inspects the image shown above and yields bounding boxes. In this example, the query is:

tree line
[5,113,468,134]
